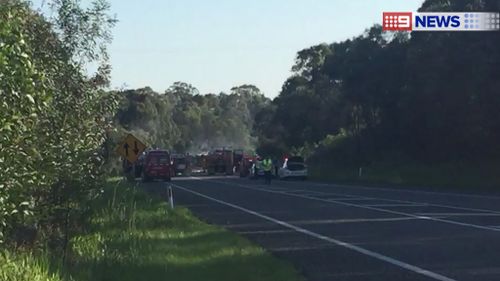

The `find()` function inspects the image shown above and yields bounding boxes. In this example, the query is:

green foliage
[0,251,62,281]
[309,157,500,189]
[0,0,117,251]
[259,0,500,172]
[113,83,270,154]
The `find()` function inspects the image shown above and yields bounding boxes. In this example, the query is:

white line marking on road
[288,217,417,225]
[364,204,429,207]
[276,189,307,193]
[174,183,456,281]
[416,213,500,217]
[253,181,500,215]
[332,198,379,201]
[265,186,289,190]
[270,245,335,252]
[208,179,500,233]
[279,186,500,215]
[237,229,296,235]
[280,179,500,200]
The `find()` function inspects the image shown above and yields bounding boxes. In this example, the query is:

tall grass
[2,178,303,281]
[66,178,303,281]
[0,251,62,281]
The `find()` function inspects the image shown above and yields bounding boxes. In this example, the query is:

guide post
[167,185,174,209]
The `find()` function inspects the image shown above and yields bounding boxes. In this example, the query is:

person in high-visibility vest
[262,157,273,184]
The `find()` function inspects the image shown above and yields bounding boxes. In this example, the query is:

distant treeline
[114,1,500,172]
[256,0,500,169]
[111,83,270,155]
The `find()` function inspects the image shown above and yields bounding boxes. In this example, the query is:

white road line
[416,213,500,217]
[250,178,500,214]
[237,229,296,235]
[208,179,500,233]
[267,183,500,215]
[285,190,357,199]
[364,204,429,207]
[332,198,379,201]
[173,183,456,281]
[277,179,500,200]
[276,189,308,193]
[265,186,289,190]
[288,217,418,225]
[270,245,335,252]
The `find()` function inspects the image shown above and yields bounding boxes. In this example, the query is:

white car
[278,157,307,180]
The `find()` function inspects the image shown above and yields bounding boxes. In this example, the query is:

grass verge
[1,178,303,281]
[67,178,303,281]
[309,161,500,191]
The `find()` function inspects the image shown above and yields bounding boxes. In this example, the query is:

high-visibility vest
[262,159,273,171]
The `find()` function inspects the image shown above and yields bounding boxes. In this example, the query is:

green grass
[0,251,62,281]
[309,161,500,190]
[66,178,303,281]
[1,178,303,281]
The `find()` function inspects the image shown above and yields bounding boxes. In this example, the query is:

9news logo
[384,12,413,31]
[383,12,500,31]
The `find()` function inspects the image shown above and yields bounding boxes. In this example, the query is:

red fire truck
[207,149,234,175]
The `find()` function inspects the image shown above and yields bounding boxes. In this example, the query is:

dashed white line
[364,204,429,207]
[281,179,500,200]
[286,187,500,215]
[288,217,418,225]
[331,197,379,201]
[416,213,500,217]
[208,179,500,233]
[237,229,295,235]
[174,183,456,281]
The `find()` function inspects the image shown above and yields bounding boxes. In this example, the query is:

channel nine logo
[383,12,500,31]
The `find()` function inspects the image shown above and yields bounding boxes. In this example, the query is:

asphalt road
[146,176,500,281]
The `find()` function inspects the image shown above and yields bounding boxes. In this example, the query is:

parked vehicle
[233,149,244,174]
[191,154,208,174]
[278,156,307,180]
[141,150,172,182]
[239,154,255,178]
[207,149,234,175]
[171,154,191,176]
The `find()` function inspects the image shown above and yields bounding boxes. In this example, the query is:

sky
[35,0,425,98]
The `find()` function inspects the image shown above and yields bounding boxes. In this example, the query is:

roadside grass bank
[67,178,303,281]
[1,178,303,281]
[309,161,500,191]
[304,134,500,191]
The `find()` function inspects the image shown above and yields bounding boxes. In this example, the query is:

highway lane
[211,178,500,232]
[150,177,500,281]
[267,179,500,214]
